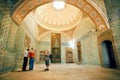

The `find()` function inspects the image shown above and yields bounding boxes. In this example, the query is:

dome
[34,2,82,31]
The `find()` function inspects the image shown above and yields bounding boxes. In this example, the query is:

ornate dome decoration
[12,0,109,33]
[34,2,82,31]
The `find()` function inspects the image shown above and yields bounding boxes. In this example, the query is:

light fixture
[53,0,65,10]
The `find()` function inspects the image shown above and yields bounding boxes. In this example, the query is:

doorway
[101,40,117,68]
[77,41,82,63]
[51,33,61,63]
[66,47,73,63]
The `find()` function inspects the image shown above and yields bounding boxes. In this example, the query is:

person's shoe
[44,69,49,71]
[22,69,26,71]
[29,69,31,71]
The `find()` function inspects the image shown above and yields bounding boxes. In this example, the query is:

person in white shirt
[22,49,29,71]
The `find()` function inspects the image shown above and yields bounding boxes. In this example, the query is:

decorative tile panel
[84,5,91,13]
[6,22,18,52]
[76,0,85,8]
[27,0,35,10]
[69,0,77,4]
[36,0,42,3]
[89,11,97,18]
[20,7,27,17]
[98,24,105,31]
[0,2,25,74]
[95,17,102,25]
[0,13,11,55]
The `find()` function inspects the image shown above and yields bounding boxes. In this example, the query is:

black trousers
[22,57,28,71]
[45,60,49,66]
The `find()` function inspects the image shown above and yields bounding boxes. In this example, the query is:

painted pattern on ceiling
[34,2,82,31]
[12,0,109,33]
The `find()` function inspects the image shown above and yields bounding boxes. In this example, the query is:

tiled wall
[0,3,11,74]
[0,1,25,74]
[80,32,100,65]
[104,0,120,67]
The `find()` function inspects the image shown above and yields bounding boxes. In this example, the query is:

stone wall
[104,0,120,67]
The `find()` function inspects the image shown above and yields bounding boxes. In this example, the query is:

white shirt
[24,51,28,57]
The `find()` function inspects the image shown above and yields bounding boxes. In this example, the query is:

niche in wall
[66,47,73,63]
[51,33,61,63]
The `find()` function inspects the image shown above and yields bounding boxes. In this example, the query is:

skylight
[53,0,65,10]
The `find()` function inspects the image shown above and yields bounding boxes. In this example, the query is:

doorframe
[65,47,73,63]
[101,40,117,68]
[98,29,119,68]
[77,41,82,64]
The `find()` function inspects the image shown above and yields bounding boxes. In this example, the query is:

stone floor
[0,63,120,80]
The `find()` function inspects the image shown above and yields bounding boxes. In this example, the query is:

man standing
[28,48,35,71]
[22,49,29,71]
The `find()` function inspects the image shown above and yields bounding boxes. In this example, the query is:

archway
[51,33,61,63]
[77,41,82,63]
[12,0,109,33]
[101,40,117,68]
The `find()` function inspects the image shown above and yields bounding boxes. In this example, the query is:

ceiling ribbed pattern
[35,2,82,31]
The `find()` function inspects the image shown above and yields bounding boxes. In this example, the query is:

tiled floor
[0,64,120,80]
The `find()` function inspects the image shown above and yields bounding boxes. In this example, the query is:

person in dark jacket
[44,49,50,71]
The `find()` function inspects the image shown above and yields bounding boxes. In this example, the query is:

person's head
[31,48,33,50]
[27,49,29,51]
[45,54,48,57]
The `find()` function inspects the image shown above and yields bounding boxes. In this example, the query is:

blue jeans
[29,58,35,70]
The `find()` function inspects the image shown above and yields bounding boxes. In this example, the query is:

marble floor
[0,63,120,80]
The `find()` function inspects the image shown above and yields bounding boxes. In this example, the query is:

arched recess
[98,30,118,68]
[12,0,109,33]
[77,41,82,63]
[101,40,117,68]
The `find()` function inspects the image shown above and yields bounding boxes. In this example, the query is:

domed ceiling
[35,2,82,31]
[15,0,109,41]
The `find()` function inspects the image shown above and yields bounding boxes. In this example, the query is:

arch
[12,0,109,33]
[37,31,71,41]
[97,29,118,68]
